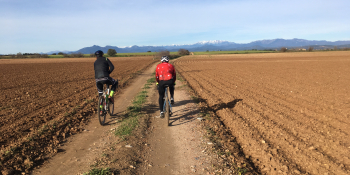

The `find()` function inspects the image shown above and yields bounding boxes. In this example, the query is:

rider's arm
[155,66,159,83]
[155,72,159,83]
[107,58,114,74]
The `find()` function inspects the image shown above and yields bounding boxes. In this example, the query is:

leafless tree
[155,50,170,60]
[17,52,24,58]
[71,53,84,58]
[178,49,190,55]
[41,54,49,58]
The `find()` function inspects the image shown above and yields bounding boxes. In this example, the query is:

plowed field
[0,57,156,174]
[174,51,350,175]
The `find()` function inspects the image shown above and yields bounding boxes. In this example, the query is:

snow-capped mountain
[49,38,350,54]
[195,40,233,45]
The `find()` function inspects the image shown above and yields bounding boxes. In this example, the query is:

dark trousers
[96,77,118,96]
[158,79,174,112]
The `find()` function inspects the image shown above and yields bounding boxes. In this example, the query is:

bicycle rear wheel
[98,95,106,125]
[165,87,170,126]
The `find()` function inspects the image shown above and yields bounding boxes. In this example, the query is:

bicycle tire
[108,98,114,115]
[165,87,170,126]
[98,95,106,125]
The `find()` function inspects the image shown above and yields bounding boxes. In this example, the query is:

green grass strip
[193,50,276,55]
[83,168,111,175]
[114,77,155,138]
[114,117,139,137]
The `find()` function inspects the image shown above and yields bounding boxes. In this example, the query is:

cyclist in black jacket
[94,50,118,108]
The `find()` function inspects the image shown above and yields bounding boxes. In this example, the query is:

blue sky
[0,0,349,54]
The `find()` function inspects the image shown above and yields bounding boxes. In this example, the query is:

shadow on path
[169,98,243,127]
[171,99,194,107]
[168,99,199,126]
[105,103,159,125]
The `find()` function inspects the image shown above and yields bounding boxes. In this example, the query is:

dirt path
[138,80,218,175]
[32,63,157,175]
[31,60,224,175]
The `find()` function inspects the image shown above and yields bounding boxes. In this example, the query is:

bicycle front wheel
[108,98,114,116]
[98,96,106,125]
[165,88,170,126]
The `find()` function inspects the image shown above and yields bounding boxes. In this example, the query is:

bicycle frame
[102,86,110,111]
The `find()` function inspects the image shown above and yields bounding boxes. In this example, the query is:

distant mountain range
[46,38,350,54]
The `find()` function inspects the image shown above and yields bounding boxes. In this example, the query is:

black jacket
[94,57,114,79]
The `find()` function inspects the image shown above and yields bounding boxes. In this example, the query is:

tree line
[0,48,192,59]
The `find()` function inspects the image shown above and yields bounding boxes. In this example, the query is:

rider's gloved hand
[156,82,159,90]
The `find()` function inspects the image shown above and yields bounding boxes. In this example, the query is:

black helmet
[161,55,169,62]
[95,50,104,57]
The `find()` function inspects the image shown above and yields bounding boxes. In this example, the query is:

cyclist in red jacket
[156,56,176,118]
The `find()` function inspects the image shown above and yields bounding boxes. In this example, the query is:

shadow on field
[211,99,243,112]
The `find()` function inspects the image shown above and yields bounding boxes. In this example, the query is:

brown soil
[173,51,350,175]
[2,51,350,175]
[137,66,257,175]
[137,79,218,175]
[0,57,156,174]
[31,61,225,175]
[1,57,233,175]
[32,61,159,175]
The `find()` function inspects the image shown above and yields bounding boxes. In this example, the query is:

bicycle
[97,84,114,125]
[163,85,172,126]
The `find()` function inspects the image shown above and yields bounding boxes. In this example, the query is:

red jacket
[155,62,176,83]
